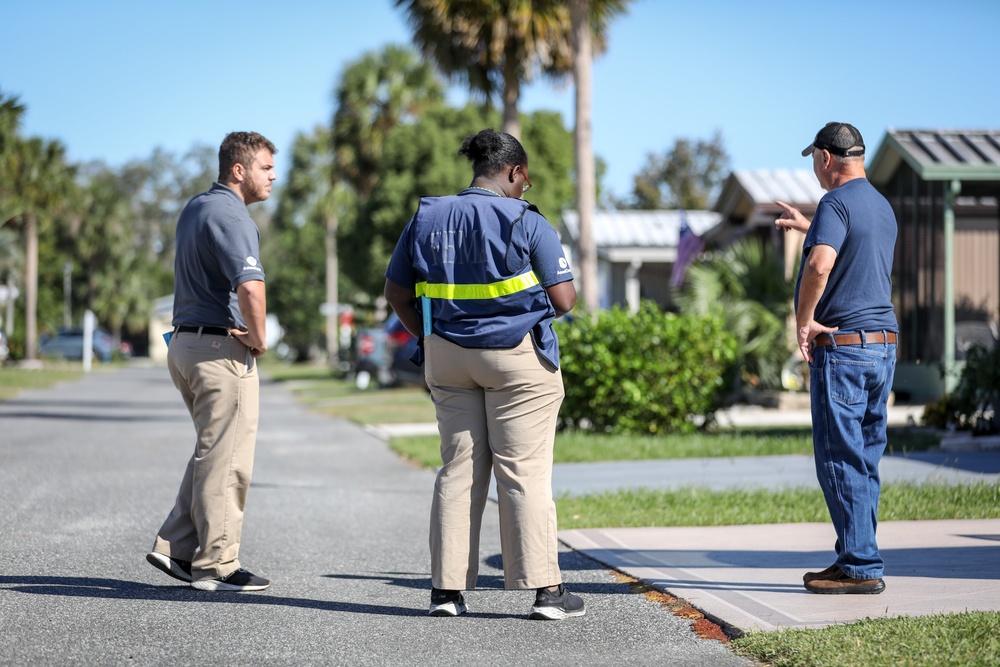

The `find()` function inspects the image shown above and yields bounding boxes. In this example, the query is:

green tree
[675,237,793,391]
[266,127,346,360]
[68,166,154,341]
[117,145,216,298]
[343,103,576,299]
[631,131,729,210]
[326,45,445,355]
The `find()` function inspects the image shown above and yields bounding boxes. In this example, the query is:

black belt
[811,332,897,349]
[175,325,230,336]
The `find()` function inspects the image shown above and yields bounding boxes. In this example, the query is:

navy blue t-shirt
[385,189,573,367]
[794,178,897,332]
[173,183,265,328]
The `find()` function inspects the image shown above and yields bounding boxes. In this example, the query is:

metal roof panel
[734,169,825,206]
[562,209,722,247]
[869,130,1000,183]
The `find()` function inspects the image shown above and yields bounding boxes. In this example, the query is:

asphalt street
[0,364,750,666]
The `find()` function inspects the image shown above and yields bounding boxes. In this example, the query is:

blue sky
[2,0,997,200]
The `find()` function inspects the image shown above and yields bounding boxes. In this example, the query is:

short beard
[244,176,270,204]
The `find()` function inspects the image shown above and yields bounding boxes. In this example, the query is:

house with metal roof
[561,209,723,312]
[869,129,1000,402]
[710,169,826,280]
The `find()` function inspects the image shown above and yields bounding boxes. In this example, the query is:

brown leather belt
[811,332,897,349]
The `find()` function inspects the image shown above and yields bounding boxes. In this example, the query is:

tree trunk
[502,51,521,139]
[24,212,37,359]
[4,276,15,340]
[570,0,599,314]
[325,207,339,368]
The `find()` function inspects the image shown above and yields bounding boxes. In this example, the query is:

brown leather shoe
[803,563,840,583]
[804,569,885,595]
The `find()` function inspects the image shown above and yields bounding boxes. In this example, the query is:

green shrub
[555,301,738,434]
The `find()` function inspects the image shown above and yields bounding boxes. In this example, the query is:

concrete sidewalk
[561,520,1000,632]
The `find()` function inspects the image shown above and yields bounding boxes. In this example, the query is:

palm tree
[0,90,26,229]
[5,137,78,359]
[395,1,630,313]
[569,0,631,313]
[395,0,574,138]
[675,238,794,390]
[0,90,26,342]
[570,0,595,314]
[332,45,443,199]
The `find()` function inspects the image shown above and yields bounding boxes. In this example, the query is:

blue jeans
[809,333,896,580]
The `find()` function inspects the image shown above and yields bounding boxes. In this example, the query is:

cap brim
[801,144,816,157]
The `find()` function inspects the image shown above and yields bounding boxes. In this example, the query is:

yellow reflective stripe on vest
[415,271,539,300]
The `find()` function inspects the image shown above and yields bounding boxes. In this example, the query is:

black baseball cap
[802,122,865,157]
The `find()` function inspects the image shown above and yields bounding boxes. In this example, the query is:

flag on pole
[670,211,705,288]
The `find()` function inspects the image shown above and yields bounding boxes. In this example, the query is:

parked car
[354,313,425,389]
[38,328,117,362]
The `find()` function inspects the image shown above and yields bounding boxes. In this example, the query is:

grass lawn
[0,365,84,401]
[262,362,437,424]
[554,481,1000,530]
[731,612,1000,667]
[389,425,939,470]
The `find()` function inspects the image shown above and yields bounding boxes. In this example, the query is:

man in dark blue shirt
[776,122,898,595]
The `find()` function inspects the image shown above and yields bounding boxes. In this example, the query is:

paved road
[0,365,749,666]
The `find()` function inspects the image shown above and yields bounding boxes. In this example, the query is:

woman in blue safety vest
[384,128,582,620]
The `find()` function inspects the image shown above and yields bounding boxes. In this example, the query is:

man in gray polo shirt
[146,131,276,592]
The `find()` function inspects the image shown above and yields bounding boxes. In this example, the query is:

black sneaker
[190,568,270,592]
[428,588,467,616]
[529,584,586,620]
[146,552,192,583]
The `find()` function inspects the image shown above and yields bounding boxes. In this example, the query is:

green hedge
[555,302,738,434]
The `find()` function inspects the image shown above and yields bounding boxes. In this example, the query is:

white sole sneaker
[191,578,270,592]
[428,600,468,616]
[146,552,192,582]
[528,605,587,620]
[190,568,270,592]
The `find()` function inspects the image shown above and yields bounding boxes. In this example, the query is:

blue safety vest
[386,189,571,368]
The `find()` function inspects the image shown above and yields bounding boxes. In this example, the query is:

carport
[868,129,1000,401]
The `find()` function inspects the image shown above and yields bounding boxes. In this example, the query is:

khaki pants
[425,333,564,590]
[153,330,259,581]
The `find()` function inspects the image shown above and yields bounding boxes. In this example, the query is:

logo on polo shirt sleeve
[242,256,263,272]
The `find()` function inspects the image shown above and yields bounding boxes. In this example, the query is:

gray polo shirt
[172,182,265,329]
